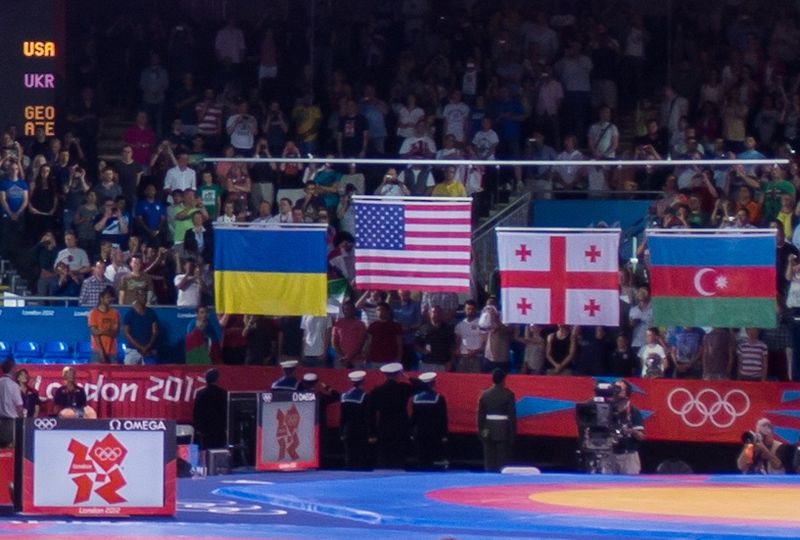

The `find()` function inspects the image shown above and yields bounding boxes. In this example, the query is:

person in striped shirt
[736,328,768,381]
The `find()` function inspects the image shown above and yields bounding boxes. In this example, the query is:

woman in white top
[394,93,425,141]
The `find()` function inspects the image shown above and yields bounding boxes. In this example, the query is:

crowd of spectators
[1,1,800,379]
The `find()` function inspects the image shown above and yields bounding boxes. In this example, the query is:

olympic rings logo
[92,447,123,461]
[33,418,57,430]
[667,388,750,428]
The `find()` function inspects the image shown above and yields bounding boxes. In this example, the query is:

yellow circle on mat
[530,487,800,522]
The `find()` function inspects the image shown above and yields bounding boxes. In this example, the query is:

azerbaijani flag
[214,224,328,316]
[648,230,776,328]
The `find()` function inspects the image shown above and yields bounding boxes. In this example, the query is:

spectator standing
[27,164,58,241]
[555,41,593,146]
[115,145,144,206]
[393,290,422,370]
[292,93,322,156]
[455,300,485,373]
[394,94,425,144]
[331,301,367,368]
[534,66,564,148]
[123,289,160,365]
[123,111,156,167]
[196,89,224,147]
[55,230,91,276]
[87,286,120,363]
[79,261,113,307]
[174,258,204,308]
[414,306,456,372]
[588,105,620,159]
[628,287,653,354]
[185,306,221,365]
[473,117,499,160]
[638,327,669,378]
[135,184,166,246]
[337,100,369,158]
[736,328,769,381]
[300,314,332,367]
[443,90,470,145]
[668,326,705,379]
[701,327,735,380]
[359,85,389,154]
[164,152,197,197]
[139,52,169,136]
[118,255,154,305]
[183,212,213,263]
[263,101,289,156]
[0,160,29,261]
[62,165,90,232]
[366,303,403,368]
[546,324,577,375]
[215,15,246,69]
[226,100,258,156]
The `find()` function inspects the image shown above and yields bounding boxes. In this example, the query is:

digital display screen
[0,0,65,136]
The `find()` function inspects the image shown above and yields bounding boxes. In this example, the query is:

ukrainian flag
[214,224,328,316]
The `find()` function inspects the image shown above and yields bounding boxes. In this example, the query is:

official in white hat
[411,371,448,470]
[341,370,371,469]
[271,359,300,391]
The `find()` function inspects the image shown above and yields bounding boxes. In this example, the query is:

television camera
[575,382,628,474]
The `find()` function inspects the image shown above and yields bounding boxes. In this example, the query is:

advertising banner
[17,366,800,445]
[19,418,176,516]
[256,391,318,471]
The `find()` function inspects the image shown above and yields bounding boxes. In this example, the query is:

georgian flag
[497,229,620,326]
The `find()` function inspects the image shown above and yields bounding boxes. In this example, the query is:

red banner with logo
[22,366,800,444]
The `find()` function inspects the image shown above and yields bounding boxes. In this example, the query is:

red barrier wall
[23,366,800,444]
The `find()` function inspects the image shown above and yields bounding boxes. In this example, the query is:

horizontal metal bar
[203,157,790,167]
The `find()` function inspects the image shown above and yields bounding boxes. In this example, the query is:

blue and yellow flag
[213,225,328,316]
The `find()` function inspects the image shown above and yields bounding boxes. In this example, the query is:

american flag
[353,197,472,292]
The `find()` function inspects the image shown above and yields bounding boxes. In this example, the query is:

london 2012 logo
[67,433,128,504]
[275,404,301,461]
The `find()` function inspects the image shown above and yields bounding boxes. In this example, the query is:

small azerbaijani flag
[497,228,620,326]
[353,196,472,292]
[214,224,328,316]
[648,230,776,328]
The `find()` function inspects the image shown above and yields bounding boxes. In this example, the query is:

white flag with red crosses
[497,228,620,326]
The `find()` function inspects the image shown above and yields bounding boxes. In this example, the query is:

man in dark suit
[477,368,517,472]
[192,368,228,449]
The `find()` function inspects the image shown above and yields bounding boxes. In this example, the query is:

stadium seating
[74,341,94,363]
[14,341,42,363]
[43,341,72,361]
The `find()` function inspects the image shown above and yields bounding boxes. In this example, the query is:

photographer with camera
[609,379,645,474]
[737,418,786,474]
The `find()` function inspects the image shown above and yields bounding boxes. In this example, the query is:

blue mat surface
[0,470,798,539]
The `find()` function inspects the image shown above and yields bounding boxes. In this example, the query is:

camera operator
[737,418,785,474]
[610,379,645,474]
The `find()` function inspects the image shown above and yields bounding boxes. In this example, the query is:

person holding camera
[737,418,786,474]
[609,379,645,474]
[376,168,410,196]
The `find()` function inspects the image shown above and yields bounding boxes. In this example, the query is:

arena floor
[1,470,798,539]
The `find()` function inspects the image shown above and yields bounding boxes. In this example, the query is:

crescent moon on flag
[693,268,716,297]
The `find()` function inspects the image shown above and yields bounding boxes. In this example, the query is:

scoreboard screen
[0,0,65,136]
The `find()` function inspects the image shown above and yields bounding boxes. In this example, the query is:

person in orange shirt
[87,286,120,363]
